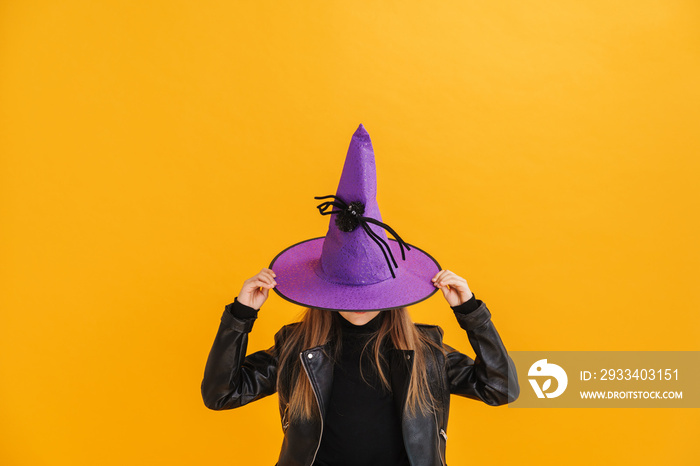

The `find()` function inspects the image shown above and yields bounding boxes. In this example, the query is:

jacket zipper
[433,409,446,466]
[300,351,323,466]
[434,337,448,464]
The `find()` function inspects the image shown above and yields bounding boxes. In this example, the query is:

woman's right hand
[237,268,277,310]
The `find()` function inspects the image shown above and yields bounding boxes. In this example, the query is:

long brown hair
[276,307,442,422]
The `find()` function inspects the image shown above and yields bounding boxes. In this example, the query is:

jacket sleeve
[200,300,279,411]
[442,300,520,406]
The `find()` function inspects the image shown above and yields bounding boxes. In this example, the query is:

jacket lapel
[300,344,334,420]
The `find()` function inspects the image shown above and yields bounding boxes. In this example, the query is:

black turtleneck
[314,312,407,466]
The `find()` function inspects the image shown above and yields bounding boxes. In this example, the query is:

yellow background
[2,1,699,464]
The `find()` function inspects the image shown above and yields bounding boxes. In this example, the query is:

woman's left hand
[432,269,474,307]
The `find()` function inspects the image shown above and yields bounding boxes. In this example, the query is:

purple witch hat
[269,124,441,312]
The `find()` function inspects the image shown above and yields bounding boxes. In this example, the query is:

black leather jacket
[201,300,519,466]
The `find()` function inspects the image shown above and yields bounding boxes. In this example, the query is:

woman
[201,125,519,466]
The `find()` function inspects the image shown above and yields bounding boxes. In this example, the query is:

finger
[439,275,465,289]
[436,281,452,290]
[245,274,266,285]
[248,278,276,290]
[437,270,462,285]
[432,269,447,283]
[439,282,454,295]
[441,270,466,282]
[265,269,277,281]
[255,283,275,292]
[433,269,452,286]
[249,271,273,286]
[260,269,278,282]
[257,273,277,286]
[436,272,468,291]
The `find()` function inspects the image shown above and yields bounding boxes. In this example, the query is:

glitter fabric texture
[269,124,440,312]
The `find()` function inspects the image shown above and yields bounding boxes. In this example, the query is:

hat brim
[269,237,441,312]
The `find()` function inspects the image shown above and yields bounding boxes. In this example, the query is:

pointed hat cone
[318,124,393,285]
[269,124,441,311]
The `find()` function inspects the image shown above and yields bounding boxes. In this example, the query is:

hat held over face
[269,124,441,312]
